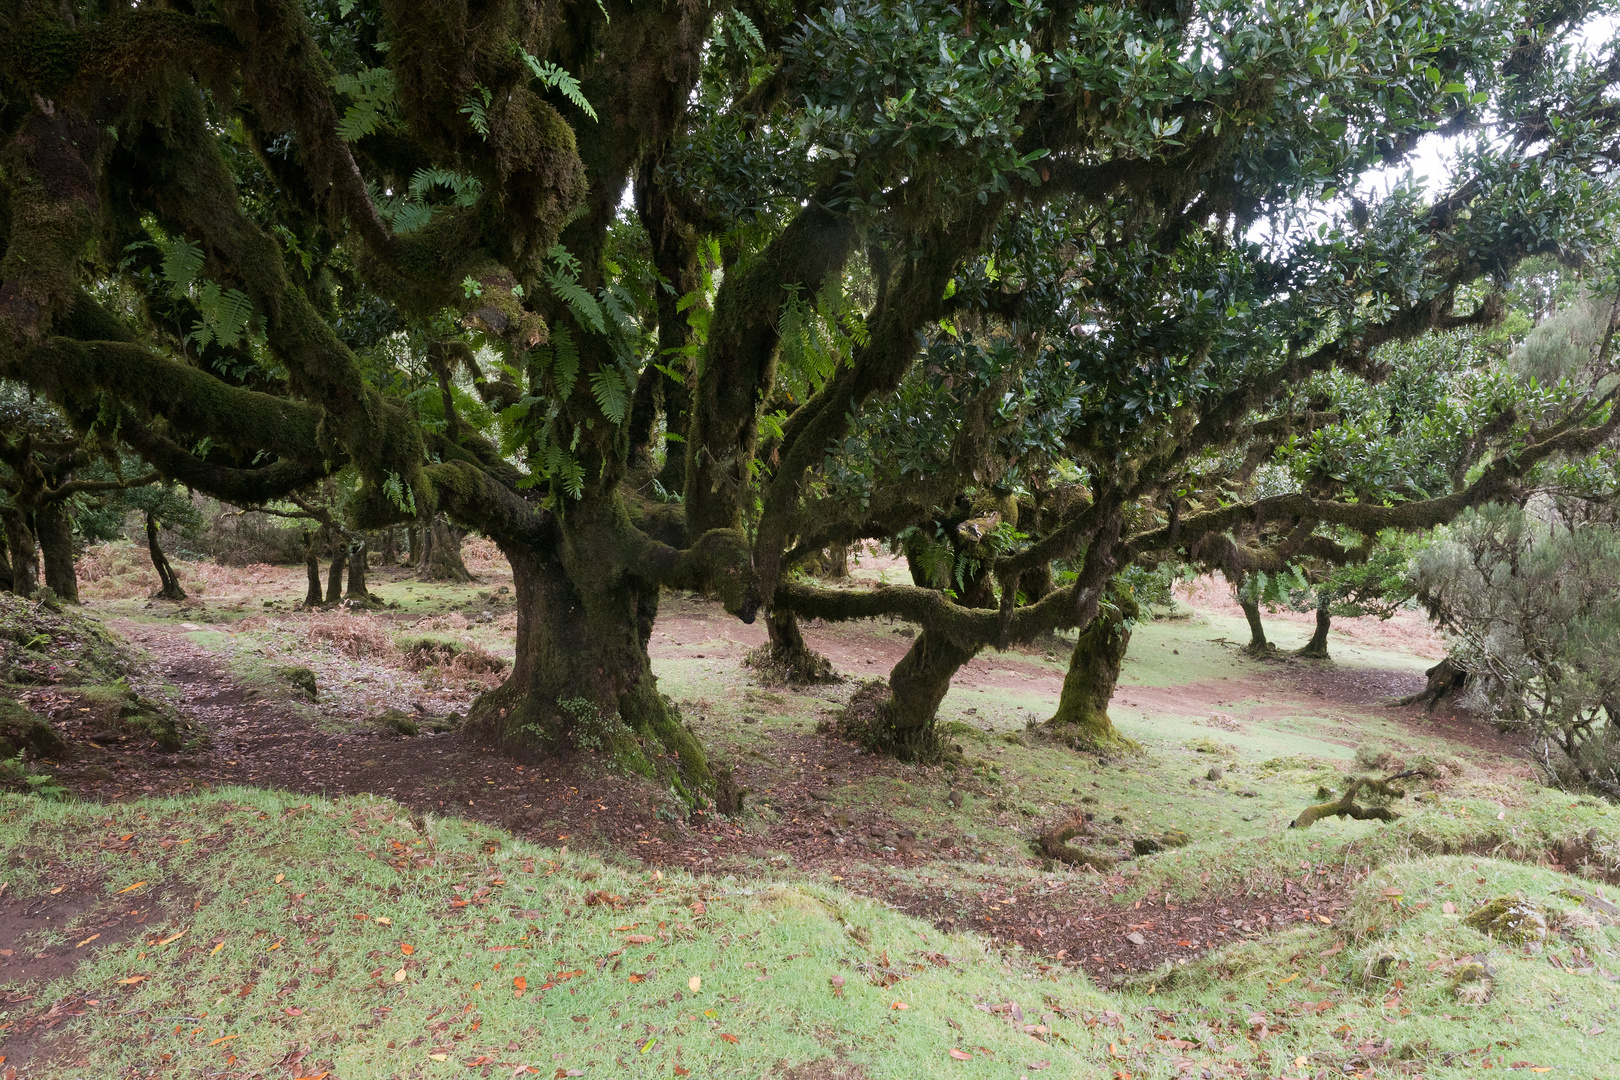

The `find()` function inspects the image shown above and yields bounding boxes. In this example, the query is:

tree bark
[1,509,39,598]
[0,531,13,593]
[35,502,78,603]
[823,544,849,579]
[1240,599,1270,654]
[1297,590,1331,659]
[407,524,419,565]
[749,606,838,684]
[1044,586,1138,752]
[379,527,398,566]
[302,529,323,607]
[460,512,710,797]
[418,516,472,582]
[325,532,347,604]
[145,510,186,601]
[877,628,978,760]
[346,535,369,599]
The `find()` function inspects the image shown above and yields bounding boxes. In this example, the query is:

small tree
[1416,504,1620,799]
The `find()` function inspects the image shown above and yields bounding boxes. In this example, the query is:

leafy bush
[1416,503,1620,799]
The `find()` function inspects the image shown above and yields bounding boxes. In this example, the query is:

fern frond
[590,368,629,424]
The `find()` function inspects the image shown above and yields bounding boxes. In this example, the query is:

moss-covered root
[1290,771,1419,828]
[745,607,841,685]
[1033,812,1116,872]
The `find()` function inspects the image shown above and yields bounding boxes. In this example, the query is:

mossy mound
[0,694,64,758]
[1461,895,1551,945]
[276,665,318,700]
[0,591,134,687]
[65,682,196,752]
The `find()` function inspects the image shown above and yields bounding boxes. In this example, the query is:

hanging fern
[513,49,597,121]
[332,67,397,142]
[544,245,605,334]
[460,85,492,137]
[589,368,629,424]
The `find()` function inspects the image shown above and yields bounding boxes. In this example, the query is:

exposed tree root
[1033,811,1116,871]
[1291,771,1421,828]
[1396,657,1470,712]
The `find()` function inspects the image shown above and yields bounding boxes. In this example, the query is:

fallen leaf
[210,942,224,955]
[689,976,701,992]
[892,1001,909,1010]
[394,968,407,982]
[1442,901,1457,914]
[156,929,187,947]
[949,1049,972,1061]
[465,1057,493,1067]
[401,943,415,955]
[375,916,392,925]
[674,1067,690,1077]
[291,1074,329,1080]
[1124,932,1146,946]
[274,873,285,884]
[115,881,147,894]
[640,1038,656,1053]
[623,934,654,944]
[1320,941,1344,958]
[74,934,100,949]
[430,1055,448,1062]
[117,976,149,985]
[1027,1062,1051,1072]
[207,1035,240,1046]
[718,1033,739,1045]
[628,973,645,983]
[513,976,527,997]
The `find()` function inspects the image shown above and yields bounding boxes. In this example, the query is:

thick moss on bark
[1044,586,1139,753]
[745,607,839,686]
[461,514,710,799]
[2,509,39,598]
[35,502,76,603]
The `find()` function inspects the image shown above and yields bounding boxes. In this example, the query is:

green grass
[9,788,1620,1078]
[2,789,1120,1078]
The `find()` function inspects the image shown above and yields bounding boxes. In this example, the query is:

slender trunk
[461,505,709,796]
[657,370,691,496]
[302,529,323,606]
[1297,591,1331,659]
[1044,589,1138,752]
[346,536,369,599]
[2,508,40,598]
[823,544,849,579]
[325,535,347,604]
[36,502,78,603]
[418,516,473,582]
[1240,599,1270,654]
[0,531,13,593]
[407,524,420,565]
[380,527,397,566]
[749,606,838,684]
[145,510,186,601]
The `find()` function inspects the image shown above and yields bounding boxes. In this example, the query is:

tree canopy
[5,0,1620,796]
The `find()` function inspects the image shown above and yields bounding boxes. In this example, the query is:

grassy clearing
[2,789,1117,1079]
[8,790,1619,1079]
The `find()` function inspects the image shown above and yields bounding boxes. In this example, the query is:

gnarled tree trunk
[418,516,472,582]
[1297,590,1331,659]
[345,536,369,599]
[1044,585,1138,752]
[325,532,347,604]
[1240,598,1269,654]
[750,604,839,685]
[145,510,186,601]
[35,503,77,603]
[460,506,711,798]
[301,529,323,607]
[2,509,39,598]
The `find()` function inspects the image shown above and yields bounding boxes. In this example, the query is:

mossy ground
[4,547,1619,1075]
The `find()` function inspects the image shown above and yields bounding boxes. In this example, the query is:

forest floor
[2,542,1619,1078]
